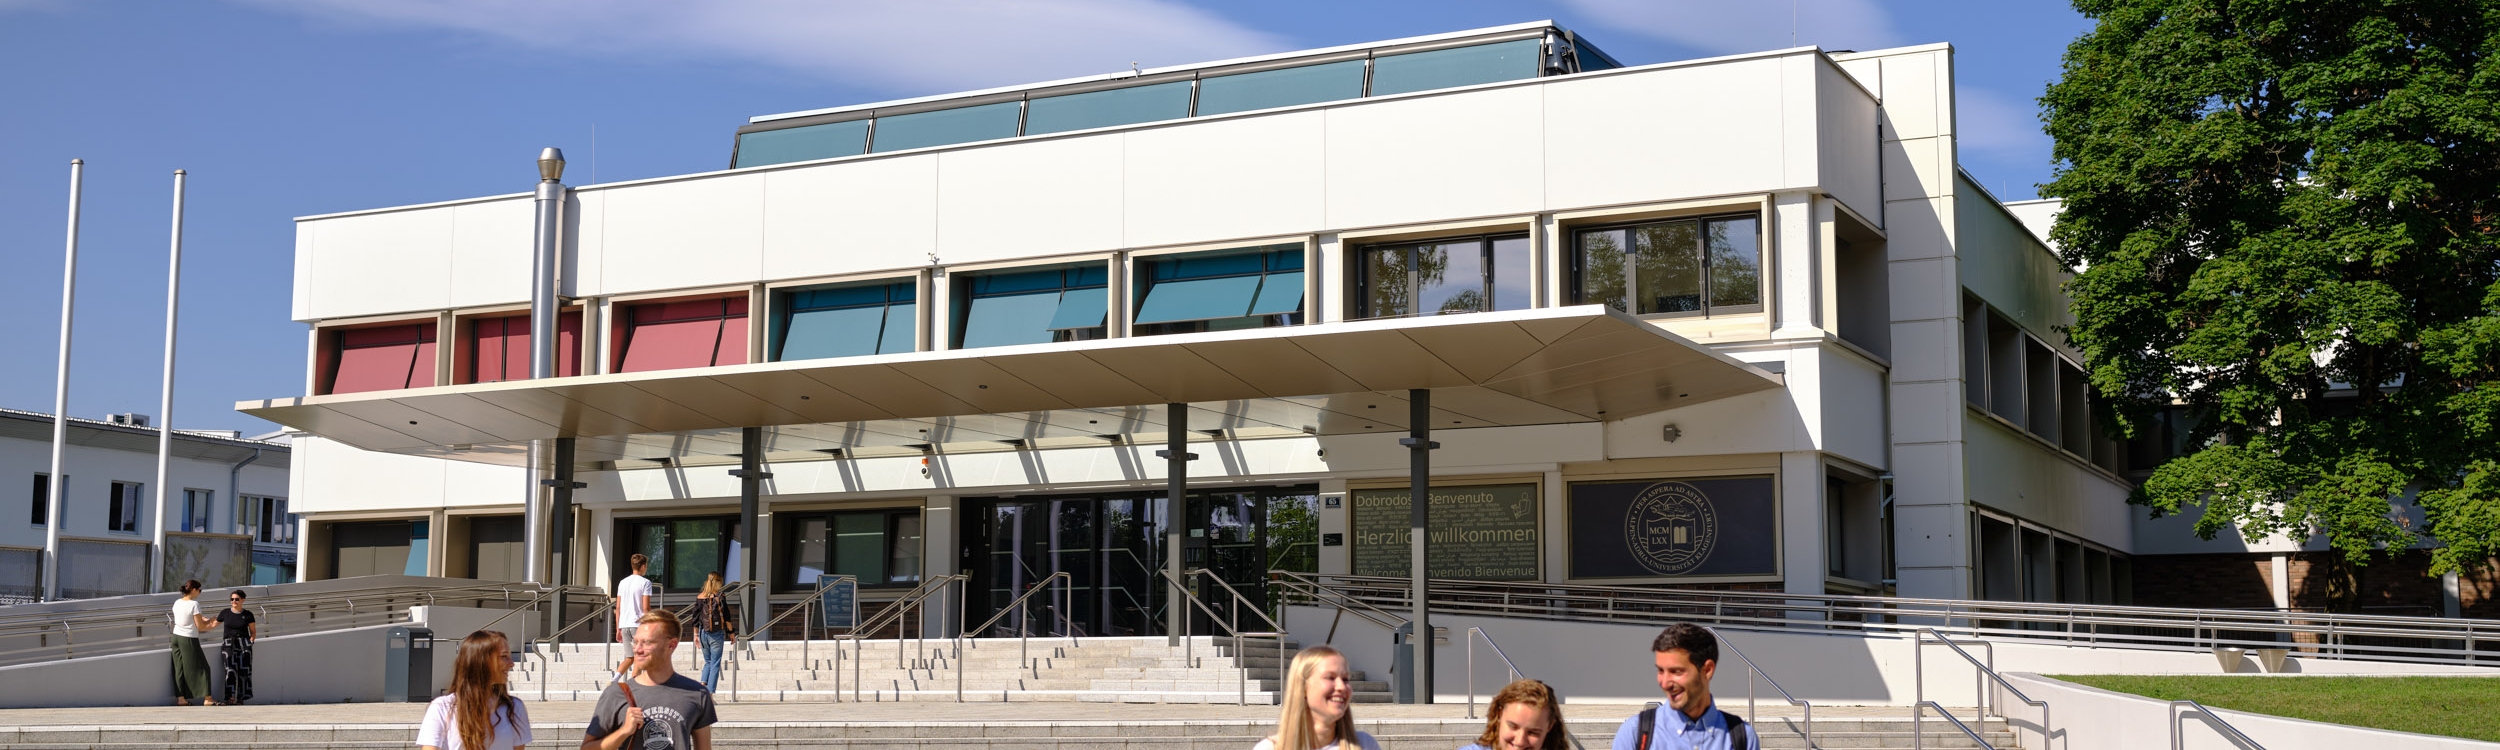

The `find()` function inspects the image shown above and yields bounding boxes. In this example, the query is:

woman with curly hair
[1459,679,1569,750]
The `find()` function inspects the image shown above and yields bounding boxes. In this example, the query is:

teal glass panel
[405,520,430,577]
[1025,81,1192,135]
[832,513,886,585]
[1195,60,1366,116]
[972,269,1068,295]
[734,120,870,167]
[1135,276,1260,324]
[1047,287,1110,330]
[870,101,1022,153]
[1491,236,1532,311]
[1369,39,1543,97]
[1706,217,1763,308]
[1248,271,1306,315]
[1153,252,1265,281]
[958,292,1062,349]
[878,301,917,354]
[791,285,892,309]
[781,306,887,361]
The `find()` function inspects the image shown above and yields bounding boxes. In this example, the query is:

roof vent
[107,413,150,428]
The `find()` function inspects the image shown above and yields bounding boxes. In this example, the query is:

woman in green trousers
[170,579,217,705]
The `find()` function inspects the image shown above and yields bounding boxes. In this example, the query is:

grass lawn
[2052,674,2500,742]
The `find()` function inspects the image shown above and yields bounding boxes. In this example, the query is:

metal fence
[56,539,149,600]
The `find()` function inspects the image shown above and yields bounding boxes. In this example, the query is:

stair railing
[1913,629,2048,750]
[962,571,1073,673]
[1913,701,1999,750]
[1701,626,1813,748]
[1156,567,1288,706]
[2170,700,2267,750]
[530,596,619,701]
[829,575,967,703]
[712,576,846,701]
[1464,627,1525,719]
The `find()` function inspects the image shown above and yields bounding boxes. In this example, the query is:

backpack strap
[1720,710,1750,750]
[1636,705,1659,750]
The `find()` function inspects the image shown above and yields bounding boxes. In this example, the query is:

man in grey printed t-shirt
[583,611,717,750]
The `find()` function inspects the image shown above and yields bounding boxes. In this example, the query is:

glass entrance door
[969,496,1165,637]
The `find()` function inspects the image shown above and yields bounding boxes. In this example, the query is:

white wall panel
[292,224,316,321]
[762,155,939,281]
[1956,173,2076,348]
[1543,61,1788,211]
[1819,348,1888,468]
[303,208,456,319]
[292,436,523,513]
[1606,387,1810,459]
[596,173,767,295]
[1962,414,2132,550]
[1816,61,1884,225]
[566,190,605,298]
[1123,112,1327,248]
[1880,52,1947,141]
[936,136,1125,263]
[447,198,535,308]
[1882,136,1953,204]
[1327,86,1542,229]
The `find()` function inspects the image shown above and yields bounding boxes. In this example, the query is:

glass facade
[953,265,1110,349]
[1025,81,1193,135]
[870,101,1022,153]
[965,484,1316,638]
[778,508,921,592]
[1368,39,1543,97]
[734,119,871,167]
[1572,215,1762,316]
[1132,245,1304,336]
[775,281,916,361]
[1195,59,1368,116]
[1353,234,1532,319]
[618,516,745,594]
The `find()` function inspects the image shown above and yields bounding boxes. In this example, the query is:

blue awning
[1134,276,1262,325]
[1046,287,1110,330]
[1248,272,1305,316]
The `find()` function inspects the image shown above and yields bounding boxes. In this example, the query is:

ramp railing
[0,578,562,669]
[2170,699,2267,750]
[1704,625,1814,748]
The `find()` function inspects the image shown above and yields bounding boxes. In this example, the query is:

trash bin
[384,626,434,702]
[1390,623,1417,704]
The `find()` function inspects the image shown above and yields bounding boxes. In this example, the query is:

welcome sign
[1350,484,1540,581]
[1569,476,1776,579]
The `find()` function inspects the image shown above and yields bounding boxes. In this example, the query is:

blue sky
[0,0,2091,433]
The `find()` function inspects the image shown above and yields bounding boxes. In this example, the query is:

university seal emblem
[1624,481,1716,575]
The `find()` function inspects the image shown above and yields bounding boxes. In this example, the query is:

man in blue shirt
[1611,623,1758,750]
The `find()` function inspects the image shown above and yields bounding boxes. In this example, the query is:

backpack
[1636,704,1750,750]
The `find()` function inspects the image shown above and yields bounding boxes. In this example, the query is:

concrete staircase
[512,635,1397,704]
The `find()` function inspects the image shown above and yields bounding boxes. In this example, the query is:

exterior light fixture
[1662,423,1682,442]
[537,147,565,182]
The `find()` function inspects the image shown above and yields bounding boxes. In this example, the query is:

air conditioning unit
[108,413,150,428]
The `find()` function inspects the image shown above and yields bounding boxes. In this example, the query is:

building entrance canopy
[238,306,1779,472]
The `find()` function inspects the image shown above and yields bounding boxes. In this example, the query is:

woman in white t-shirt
[1254,645,1380,750]
[169,580,217,705]
[418,630,533,750]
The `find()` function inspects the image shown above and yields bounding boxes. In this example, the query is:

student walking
[688,572,738,693]
[614,554,654,645]
[1611,624,1757,750]
[211,590,259,705]
[1461,679,1569,750]
[585,610,717,750]
[169,579,217,706]
[419,630,534,750]
[1255,645,1380,750]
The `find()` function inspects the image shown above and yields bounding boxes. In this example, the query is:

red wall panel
[325,323,436,394]
[616,297,747,373]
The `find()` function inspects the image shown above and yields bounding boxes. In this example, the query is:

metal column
[149,170,186,593]
[1159,403,1194,645]
[524,147,567,585]
[1402,389,1439,703]
[41,160,83,603]
[730,428,771,636]
[543,437,584,635]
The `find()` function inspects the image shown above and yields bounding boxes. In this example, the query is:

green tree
[2041,0,2500,576]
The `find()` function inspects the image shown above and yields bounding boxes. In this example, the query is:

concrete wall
[1963,413,2134,551]
[2002,673,2500,750]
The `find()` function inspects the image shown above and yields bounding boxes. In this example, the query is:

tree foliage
[2042,0,2500,574]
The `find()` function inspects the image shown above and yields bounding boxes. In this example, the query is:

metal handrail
[1270,571,2498,667]
[1465,627,1524,719]
[1158,568,1287,706]
[715,576,848,701]
[1914,629,2048,750]
[471,584,603,636]
[0,581,553,668]
[1913,700,1998,749]
[827,575,967,703]
[1268,570,1408,644]
[1703,626,1813,748]
[962,571,1075,675]
[2171,700,2267,749]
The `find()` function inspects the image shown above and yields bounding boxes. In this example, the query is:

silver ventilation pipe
[525,147,567,584]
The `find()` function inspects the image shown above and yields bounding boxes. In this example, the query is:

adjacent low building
[0,409,293,601]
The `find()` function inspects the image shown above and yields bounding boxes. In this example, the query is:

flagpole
[150,170,187,593]
[43,160,84,602]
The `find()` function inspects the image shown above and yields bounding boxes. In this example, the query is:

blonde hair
[699,571,724,598]
[636,609,681,640]
[1475,679,1568,750]
[1273,645,1359,750]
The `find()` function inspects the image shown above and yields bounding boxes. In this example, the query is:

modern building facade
[0,409,292,601]
[246,23,2163,632]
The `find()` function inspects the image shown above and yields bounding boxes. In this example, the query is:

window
[1368,39,1544,97]
[779,509,923,592]
[614,296,748,373]
[1195,59,1367,116]
[239,495,293,544]
[953,265,1110,349]
[182,489,213,533]
[1352,234,1531,319]
[774,281,916,361]
[870,101,1022,153]
[1826,479,1847,577]
[30,474,58,526]
[1571,216,1762,317]
[1132,245,1304,336]
[322,322,436,395]
[464,311,582,383]
[107,481,142,533]
[617,516,744,592]
[1025,81,1192,135]
[734,119,870,168]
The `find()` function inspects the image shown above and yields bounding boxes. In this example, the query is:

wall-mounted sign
[1324,495,1343,509]
[1322,533,1343,547]
[1351,484,1539,581]
[1569,477,1776,579]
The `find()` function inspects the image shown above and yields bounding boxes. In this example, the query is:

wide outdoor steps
[2,708,2014,749]
[509,635,1397,704]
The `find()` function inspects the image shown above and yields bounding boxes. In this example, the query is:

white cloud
[1954,87,2048,155]
[1558,0,1904,55]
[232,0,1289,95]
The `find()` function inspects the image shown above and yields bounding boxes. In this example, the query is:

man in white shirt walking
[614,554,653,645]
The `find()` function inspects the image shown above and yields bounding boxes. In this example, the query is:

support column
[1159,404,1194,645]
[730,428,770,638]
[921,497,958,638]
[543,438,585,638]
[1401,389,1439,704]
[1781,452,1829,619]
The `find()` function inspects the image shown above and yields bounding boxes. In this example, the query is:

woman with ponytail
[1255,645,1379,750]
[418,630,533,750]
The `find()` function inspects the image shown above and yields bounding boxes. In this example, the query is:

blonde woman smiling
[1255,646,1379,750]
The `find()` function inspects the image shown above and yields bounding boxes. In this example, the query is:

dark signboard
[1569,476,1777,579]
[1351,484,1539,581]
[818,574,857,629]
